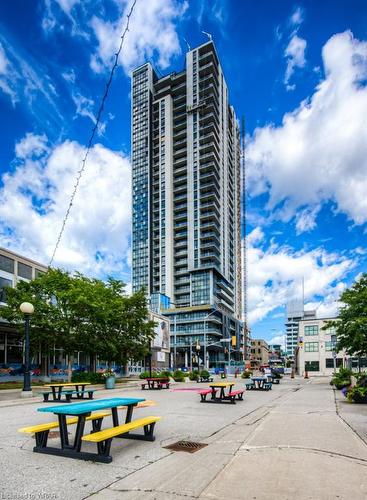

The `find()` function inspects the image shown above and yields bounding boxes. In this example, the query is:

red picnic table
[141,377,170,390]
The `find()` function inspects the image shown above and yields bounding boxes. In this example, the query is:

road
[1,377,366,499]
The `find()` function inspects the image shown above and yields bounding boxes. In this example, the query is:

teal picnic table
[34,397,145,462]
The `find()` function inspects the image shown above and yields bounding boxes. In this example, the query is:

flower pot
[105,376,116,389]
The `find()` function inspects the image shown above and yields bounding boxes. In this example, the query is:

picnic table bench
[141,378,170,390]
[196,376,214,383]
[40,382,94,402]
[244,379,254,390]
[19,397,161,463]
[248,377,272,391]
[40,389,95,403]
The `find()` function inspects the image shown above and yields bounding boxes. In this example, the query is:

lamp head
[20,302,34,315]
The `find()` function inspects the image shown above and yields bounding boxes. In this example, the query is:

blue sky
[0,0,366,346]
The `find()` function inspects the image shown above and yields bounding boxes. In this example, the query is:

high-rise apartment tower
[131,41,244,368]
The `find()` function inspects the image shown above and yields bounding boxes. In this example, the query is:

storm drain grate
[163,440,208,453]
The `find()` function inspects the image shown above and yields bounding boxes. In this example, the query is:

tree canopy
[1,268,155,367]
[324,273,367,356]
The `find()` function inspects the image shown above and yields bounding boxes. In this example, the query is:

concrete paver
[1,377,367,499]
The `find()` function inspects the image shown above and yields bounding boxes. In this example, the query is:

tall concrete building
[131,41,244,368]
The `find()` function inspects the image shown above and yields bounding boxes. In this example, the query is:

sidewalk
[92,379,367,500]
[1,378,367,499]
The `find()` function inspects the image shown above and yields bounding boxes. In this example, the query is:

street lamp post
[20,302,34,397]
[196,341,200,369]
[189,338,193,372]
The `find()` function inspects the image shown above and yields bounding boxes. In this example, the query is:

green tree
[1,269,155,378]
[323,273,367,357]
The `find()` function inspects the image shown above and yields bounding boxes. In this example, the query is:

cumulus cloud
[247,227,356,324]
[268,334,286,349]
[89,0,188,74]
[248,31,367,227]
[0,133,131,280]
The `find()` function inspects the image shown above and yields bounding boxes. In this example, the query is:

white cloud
[248,31,367,227]
[15,133,49,159]
[290,6,303,27]
[284,34,307,87]
[295,205,320,234]
[247,227,355,324]
[61,69,76,83]
[71,92,110,135]
[0,134,131,280]
[90,0,188,74]
[268,334,286,349]
[0,35,64,125]
[0,42,18,105]
[42,0,85,36]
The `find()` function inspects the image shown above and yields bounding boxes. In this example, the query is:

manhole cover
[163,441,207,453]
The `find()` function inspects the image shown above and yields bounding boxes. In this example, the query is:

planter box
[105,376,116,389]
[352,393,367,404]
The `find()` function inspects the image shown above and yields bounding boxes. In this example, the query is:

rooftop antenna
[202,30,213,41]
[183,38,191,51]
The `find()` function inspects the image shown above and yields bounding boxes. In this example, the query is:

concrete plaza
[0,377,367,499]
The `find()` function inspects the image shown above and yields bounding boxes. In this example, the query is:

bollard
[291,369,295,379]
[304,370,309,379]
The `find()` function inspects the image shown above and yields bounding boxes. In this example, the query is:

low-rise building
[296,317,348,376]
[250,339,269,369]
[0,247,47,366]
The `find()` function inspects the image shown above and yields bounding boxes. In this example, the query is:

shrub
[71,372,104,384]
[159,371,171,379]
[189,370,199,381]
[347,386,367,403]
[355,372,367,387]
[199,370,210,378]
[173,370,186,382]
[241,370,253,379]
[331,367,353,389]
[139,371,159,379]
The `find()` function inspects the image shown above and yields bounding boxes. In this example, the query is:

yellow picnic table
[209,381,235,399]
[42,381,93,402]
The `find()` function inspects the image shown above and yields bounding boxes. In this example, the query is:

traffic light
[231,336,236,347]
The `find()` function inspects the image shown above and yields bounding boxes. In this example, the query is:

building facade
[0,247,47,366]
[286,300,316,359]
[250,339,269,368]
[131,41,244,368]
[296,317,347,376]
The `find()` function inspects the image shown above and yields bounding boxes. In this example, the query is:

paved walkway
[1,378,367,499]
[92,379,367,500]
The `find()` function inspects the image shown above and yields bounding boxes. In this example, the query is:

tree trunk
[41,355,48,376]
[67,355,74,382]
[89,354,96,373]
